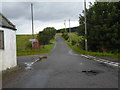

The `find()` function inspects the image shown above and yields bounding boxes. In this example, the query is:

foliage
[77,2,120,53]
[39,56,47,60]
[57,26,79,33]
[38,27,56,45]
[68,33,85,49]
[71,40,77,45]
[16,34,56,56]
[61,29,69,40]
[56,33,62,37]
[66,40,119,59]
[62,33,69,40]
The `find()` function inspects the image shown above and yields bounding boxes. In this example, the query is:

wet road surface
[3,36,118,88]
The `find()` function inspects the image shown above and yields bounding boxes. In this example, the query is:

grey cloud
[1,2,84,34]
[2,2,31,19]
[2,2,83,22]
[33,2,83,21]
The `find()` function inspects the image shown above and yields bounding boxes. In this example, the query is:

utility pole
[95,0,97,4]
[31,3,34,39]
[69,19,71,44]
[64,20,66,32]
[84,0,88,51]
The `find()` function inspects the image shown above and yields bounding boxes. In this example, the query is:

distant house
[0,13,17,71]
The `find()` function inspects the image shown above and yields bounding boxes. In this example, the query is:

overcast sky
[1,2,94,34]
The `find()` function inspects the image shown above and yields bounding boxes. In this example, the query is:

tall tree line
[77,2,120,53]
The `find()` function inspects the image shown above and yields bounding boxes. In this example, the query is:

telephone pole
[64,20,66,32]
[84,0,88,51]
[69,19,71,44]
[95,0,97,4]
[31,3,34,39]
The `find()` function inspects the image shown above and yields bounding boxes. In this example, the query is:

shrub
[71,40,76,45]
[62,33,69,40]
[38,27,56,45]
[64,35,69,40]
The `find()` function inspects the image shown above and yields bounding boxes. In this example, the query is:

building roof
[0,13,17,30]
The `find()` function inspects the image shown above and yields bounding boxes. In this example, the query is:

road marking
[25,58,40,70]
[25,62,34,70]
[81,54,119,67]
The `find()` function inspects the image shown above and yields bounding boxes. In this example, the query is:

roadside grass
[56,33,62,37]
[68,33,80,42]
[16,34,37,51]
[66,41,119,58]
[17,34,56,56]
[60,33,119,59]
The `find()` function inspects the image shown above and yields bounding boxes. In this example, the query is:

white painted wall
[0,27,17,71]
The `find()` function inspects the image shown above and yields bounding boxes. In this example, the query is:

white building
[0,13,17,71]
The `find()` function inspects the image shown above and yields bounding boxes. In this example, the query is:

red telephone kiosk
[32,40,39,49]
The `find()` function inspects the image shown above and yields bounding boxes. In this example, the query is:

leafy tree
[78,2,120,53]
[38,27,56,45]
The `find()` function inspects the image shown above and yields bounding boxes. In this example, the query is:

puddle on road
[82,70,104,76]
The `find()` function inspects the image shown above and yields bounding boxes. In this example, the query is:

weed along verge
[38,56,47,61]
[25,56,47,70]
[56,32,119,59]
[61,33,119,59]
[35,56,47,62]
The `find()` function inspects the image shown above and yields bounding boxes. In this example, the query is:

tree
[78,2,120,53]
[38,27,56,45]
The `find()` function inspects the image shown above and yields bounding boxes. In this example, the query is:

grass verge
[56,33,62,37]
[66,41,119,58]
[17,34,56,56]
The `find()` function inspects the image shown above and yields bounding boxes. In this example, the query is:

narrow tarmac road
[4,36,118,88]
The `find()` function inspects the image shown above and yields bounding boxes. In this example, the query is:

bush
[38,27,56,45]
[78,2,120,53]
[62,33,69,40]
[64,35,69,40]
[71,40,76,45]
[77,36,85,49]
